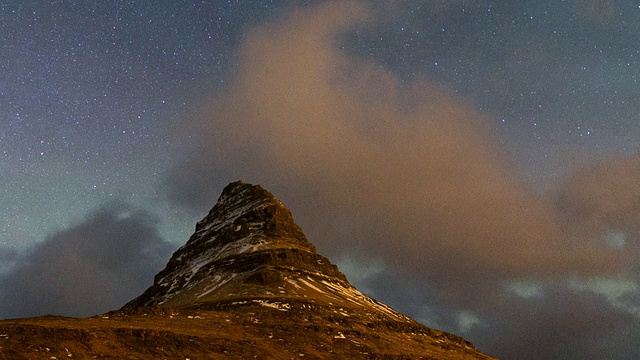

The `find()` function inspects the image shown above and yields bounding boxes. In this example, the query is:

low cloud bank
[0,203,173,319]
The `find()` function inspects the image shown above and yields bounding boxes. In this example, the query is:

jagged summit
[125,181,405,321]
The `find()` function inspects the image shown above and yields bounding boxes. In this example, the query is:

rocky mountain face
[0,181,496,359]
[125,181,410,322]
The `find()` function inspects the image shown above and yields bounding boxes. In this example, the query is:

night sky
[2,1,640,359]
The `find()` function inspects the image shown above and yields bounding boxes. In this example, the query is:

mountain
[0,181,496,359]
[124,180,413,322]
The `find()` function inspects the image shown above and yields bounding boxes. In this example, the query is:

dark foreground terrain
[0,301,493,360]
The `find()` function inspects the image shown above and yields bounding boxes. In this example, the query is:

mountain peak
[198,180,316,254]
[127,182,344,306]
[126,181,412,322]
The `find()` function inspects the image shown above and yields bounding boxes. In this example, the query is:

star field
[351,2,640,181]
[0,1,237,247]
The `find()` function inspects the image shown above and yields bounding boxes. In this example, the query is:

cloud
[467,285,640,359]
[0,247,18,275]
[167,0,622,300]
[0,203,173,319]
[556,155,640,260]
[355,267,640,359]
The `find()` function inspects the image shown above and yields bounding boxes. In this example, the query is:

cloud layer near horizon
[0,204,173,319]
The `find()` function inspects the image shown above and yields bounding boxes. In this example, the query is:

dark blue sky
[1,1,639,359]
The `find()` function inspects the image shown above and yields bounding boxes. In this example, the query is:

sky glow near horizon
[1,1,640,358]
